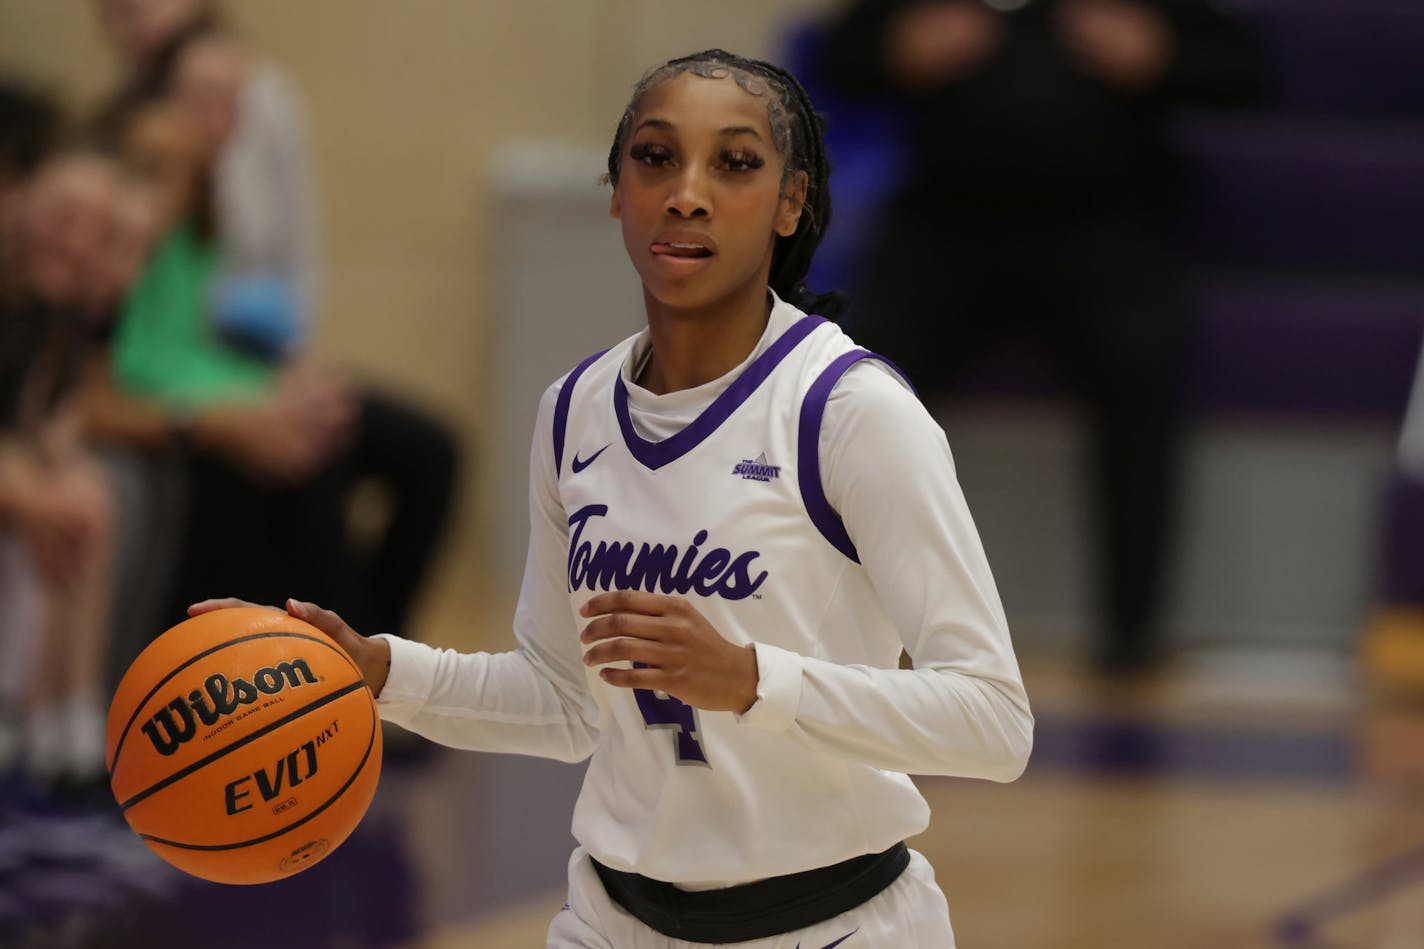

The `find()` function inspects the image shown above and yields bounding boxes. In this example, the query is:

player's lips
[650,232,717,269]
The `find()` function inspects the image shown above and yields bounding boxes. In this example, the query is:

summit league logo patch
[732,452,781,483]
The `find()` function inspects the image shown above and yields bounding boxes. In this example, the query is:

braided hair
[605,49,846,321]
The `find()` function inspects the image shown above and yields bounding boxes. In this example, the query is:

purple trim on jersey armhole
[614,314,827,471]
[872,352,918,398]
[553,349,609,477]
[798,349,915,563]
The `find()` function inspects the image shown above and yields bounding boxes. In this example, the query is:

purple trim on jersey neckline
[798,349,915,563]
[553,349,610,477]
[614,314,827,471]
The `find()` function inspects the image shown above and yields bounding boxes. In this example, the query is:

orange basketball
[106,607,382,885]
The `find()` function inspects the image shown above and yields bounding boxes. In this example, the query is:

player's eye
[720,149,764,173]
[629,142,673,167]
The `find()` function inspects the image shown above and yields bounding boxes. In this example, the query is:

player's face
[611,71,806,314]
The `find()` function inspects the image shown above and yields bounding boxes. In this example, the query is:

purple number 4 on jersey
[632,663,708,764]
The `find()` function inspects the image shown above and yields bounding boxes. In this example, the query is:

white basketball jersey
[554,312,932,884]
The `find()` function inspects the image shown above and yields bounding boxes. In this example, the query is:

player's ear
[775,170,807,238]
[609,187,621,221]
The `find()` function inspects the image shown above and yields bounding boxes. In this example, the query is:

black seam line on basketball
[118,678,366,812]
[108,631,356,776]
[137,698,377,852]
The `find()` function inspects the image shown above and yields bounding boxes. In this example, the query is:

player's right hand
[187,597,391,698]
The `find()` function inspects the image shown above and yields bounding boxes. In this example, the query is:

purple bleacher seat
[1188,277,1424,419]
[1237,0,1424,116]
[1172,113,1424,274]
[947,277,1424,420]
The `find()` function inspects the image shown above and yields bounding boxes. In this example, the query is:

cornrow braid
[605,49,848,321]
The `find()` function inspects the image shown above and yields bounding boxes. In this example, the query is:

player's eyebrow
[633,118,765,141]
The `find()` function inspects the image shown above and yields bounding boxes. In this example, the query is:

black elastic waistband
[590,841,910,944]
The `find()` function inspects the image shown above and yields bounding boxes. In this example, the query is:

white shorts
[547,846,956,948]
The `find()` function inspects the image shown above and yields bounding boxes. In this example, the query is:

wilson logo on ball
[141,659,320,756]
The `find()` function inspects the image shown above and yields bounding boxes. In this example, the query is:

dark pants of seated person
[164,391,457,638]
[849,204,1185,672]
[345,390,459,636]
[102,445,188,693]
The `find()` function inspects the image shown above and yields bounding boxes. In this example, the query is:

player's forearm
[374,635,599,763]
[807,660,1031,780]
[742,646,1032,780]
[816,366,1034,775]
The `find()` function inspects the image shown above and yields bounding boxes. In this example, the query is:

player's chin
[639,271,733,313]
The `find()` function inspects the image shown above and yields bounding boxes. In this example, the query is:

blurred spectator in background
[175,27,319,359]
[99,0,318,358]
[1,91,127,790]
[823,0,1259,674]
[85,0,458,650]
[77,93,352,686]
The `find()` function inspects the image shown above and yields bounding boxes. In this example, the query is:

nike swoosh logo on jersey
[796,929,857,949]
[571,444,610,473]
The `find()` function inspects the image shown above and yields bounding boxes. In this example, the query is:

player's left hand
[580,591,759,714]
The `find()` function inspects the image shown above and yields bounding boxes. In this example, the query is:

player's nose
[664,167,711,219]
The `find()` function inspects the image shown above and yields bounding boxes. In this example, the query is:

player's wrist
[735,643,760,715]
[357,635,392,699]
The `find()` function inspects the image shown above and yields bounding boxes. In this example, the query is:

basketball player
[195,50,1032,947]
